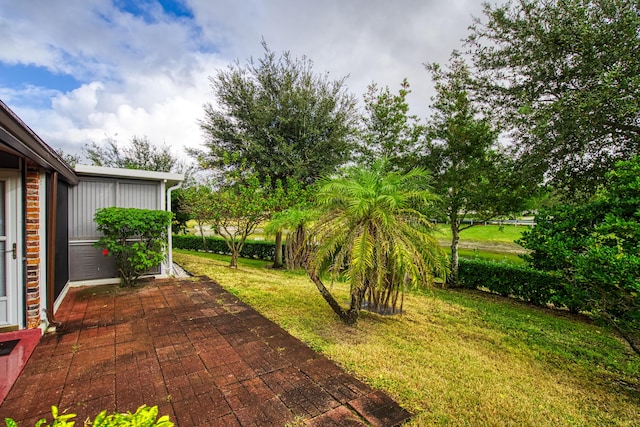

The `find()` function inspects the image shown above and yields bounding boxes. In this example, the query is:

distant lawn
[435,223,528,243]
[457,248,525,264]
[174,250,640,426]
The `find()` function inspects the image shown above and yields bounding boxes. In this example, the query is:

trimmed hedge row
[173,235,573,309]
[172,234,284,261]
[458,259,564,306]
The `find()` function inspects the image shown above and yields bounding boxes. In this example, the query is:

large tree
[421,55,529,285]
[194,41,358,267]
[306,162,448,325]
[468,0,640,197]
[193,41,358,184]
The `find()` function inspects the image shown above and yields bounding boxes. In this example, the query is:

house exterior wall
[68,177,162,282]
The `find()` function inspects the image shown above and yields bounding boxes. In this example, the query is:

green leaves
[4,405,173,427]
[195,41,358,186]
[469,0,640,195]
[307,162,448,323]
[519,156,640,354]
[94,207,172,287]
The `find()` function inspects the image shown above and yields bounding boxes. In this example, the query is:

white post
[166,182,182,276]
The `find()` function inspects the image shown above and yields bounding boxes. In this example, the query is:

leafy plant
[306,162,448,324]
[519,156,640,354]
[4,405,173,427]
[94,207,172,287]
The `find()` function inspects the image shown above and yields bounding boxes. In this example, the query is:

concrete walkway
[0,277,411,426]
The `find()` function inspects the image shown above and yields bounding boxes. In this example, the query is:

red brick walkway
[0,277,411,426]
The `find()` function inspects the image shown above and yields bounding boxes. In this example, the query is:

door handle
[5,243,16,259]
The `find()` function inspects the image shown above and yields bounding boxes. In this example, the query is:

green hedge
[172,234,284,261]
[173,235,575,309]
[458,259,563,306]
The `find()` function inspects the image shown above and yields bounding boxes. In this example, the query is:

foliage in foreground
[4,405,173,427]
[173,250,640,426]
[94,207,172,287]
[519,156,640,354]
[306,162,448,324]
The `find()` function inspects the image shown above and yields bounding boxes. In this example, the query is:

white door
[0,172,20,328]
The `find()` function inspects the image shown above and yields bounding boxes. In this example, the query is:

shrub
[4,405,173,427]
[172,235,284,261]
[95,207,172,287]
[458,259,562,306]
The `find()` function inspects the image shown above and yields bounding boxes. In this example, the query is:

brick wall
[25,162,41,329]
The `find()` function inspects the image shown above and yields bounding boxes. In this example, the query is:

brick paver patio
[0,277,411,426]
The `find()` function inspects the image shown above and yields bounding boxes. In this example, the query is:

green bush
[458,259,562,306]
[4,405,173,427]
[172,234,284,261]
[95,207,172,287]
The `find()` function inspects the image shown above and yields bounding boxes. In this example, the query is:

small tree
[306,162,448,325]
[209,174,273,268]
[94,207,172,287]
[422,54,530,285]
[180,184,216,250]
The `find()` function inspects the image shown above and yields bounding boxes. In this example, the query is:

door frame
[0,170,23,329]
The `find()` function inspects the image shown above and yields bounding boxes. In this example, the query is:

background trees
[194,41,358,267]
[357,79,423,170]
[468,0,640,197]
[194,41,358,185]
[83,135,182,173]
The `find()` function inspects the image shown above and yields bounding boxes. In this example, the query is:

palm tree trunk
[309,273,359,325]
[273,231,284,268]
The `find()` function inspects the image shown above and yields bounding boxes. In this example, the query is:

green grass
[174,250,640,426]
[456,248,525,264]
[435,224,529,243]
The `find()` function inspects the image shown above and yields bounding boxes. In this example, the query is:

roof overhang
[0,100,79,185]
[74,164,184,187]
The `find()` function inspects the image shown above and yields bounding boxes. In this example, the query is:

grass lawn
[435,224,528,243]
[174,250,640,426]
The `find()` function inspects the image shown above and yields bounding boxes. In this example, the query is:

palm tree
[306,161,448,325]
[265,206,318,270]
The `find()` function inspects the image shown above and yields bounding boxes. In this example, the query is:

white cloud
[0,0,493,163]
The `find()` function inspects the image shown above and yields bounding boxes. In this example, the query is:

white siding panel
[69,180,115,239]
[119,182,157,209]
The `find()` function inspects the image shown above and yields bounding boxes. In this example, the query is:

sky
[0,0,493,163]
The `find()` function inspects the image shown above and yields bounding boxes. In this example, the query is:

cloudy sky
[0,0,492,163]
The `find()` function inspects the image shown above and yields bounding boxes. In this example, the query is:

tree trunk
[272,231,284,269]
[449,221,460,286]
[286,225,308,270]
[309,273,359,325]
[198,220,207,251]
[230,250,239,268]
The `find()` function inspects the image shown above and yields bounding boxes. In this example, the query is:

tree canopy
[357,79,423,170]
[468,0,640,197]
[194,41,358,186]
